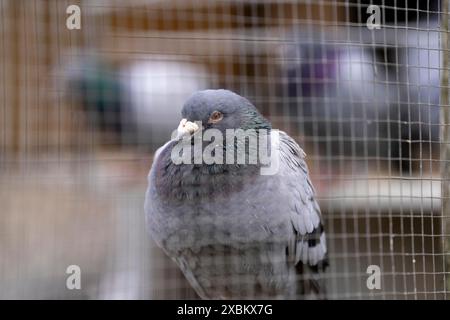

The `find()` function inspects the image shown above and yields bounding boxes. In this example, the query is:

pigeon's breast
[154,144,260,204]
[147,141,292,250]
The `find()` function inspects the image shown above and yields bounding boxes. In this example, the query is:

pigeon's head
[181,89,271,133]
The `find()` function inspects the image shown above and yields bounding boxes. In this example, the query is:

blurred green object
[69,58,125,144]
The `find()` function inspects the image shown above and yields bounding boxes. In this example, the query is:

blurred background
[0,0,449,299]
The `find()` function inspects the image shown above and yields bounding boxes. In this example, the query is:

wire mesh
[0,0,449,299]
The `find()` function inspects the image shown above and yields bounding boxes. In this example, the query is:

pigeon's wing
[277,131,327,268]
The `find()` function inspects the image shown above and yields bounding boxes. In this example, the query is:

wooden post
[440,0,450,295]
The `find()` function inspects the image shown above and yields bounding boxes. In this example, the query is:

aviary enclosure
[0,0,449,299]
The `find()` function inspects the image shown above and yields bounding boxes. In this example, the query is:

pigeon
[395,30,441,171]
[283,42,396,160]
[145,89,327,299]
[66,56,124,144]
[120,59,213,149]
[282,34,441,173]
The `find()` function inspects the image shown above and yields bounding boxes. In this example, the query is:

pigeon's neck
[240,111,272,131]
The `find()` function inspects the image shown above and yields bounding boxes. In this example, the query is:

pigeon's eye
[208,111,223,123]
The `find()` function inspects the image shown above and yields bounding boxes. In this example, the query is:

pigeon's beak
[185,118,204,130]
[176,118,200,139]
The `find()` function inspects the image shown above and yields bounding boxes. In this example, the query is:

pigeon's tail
[293,222,329,299]
[308,258,329,299]
[295,259,328,300]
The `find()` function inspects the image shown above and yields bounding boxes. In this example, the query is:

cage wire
[0,0,449,299]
